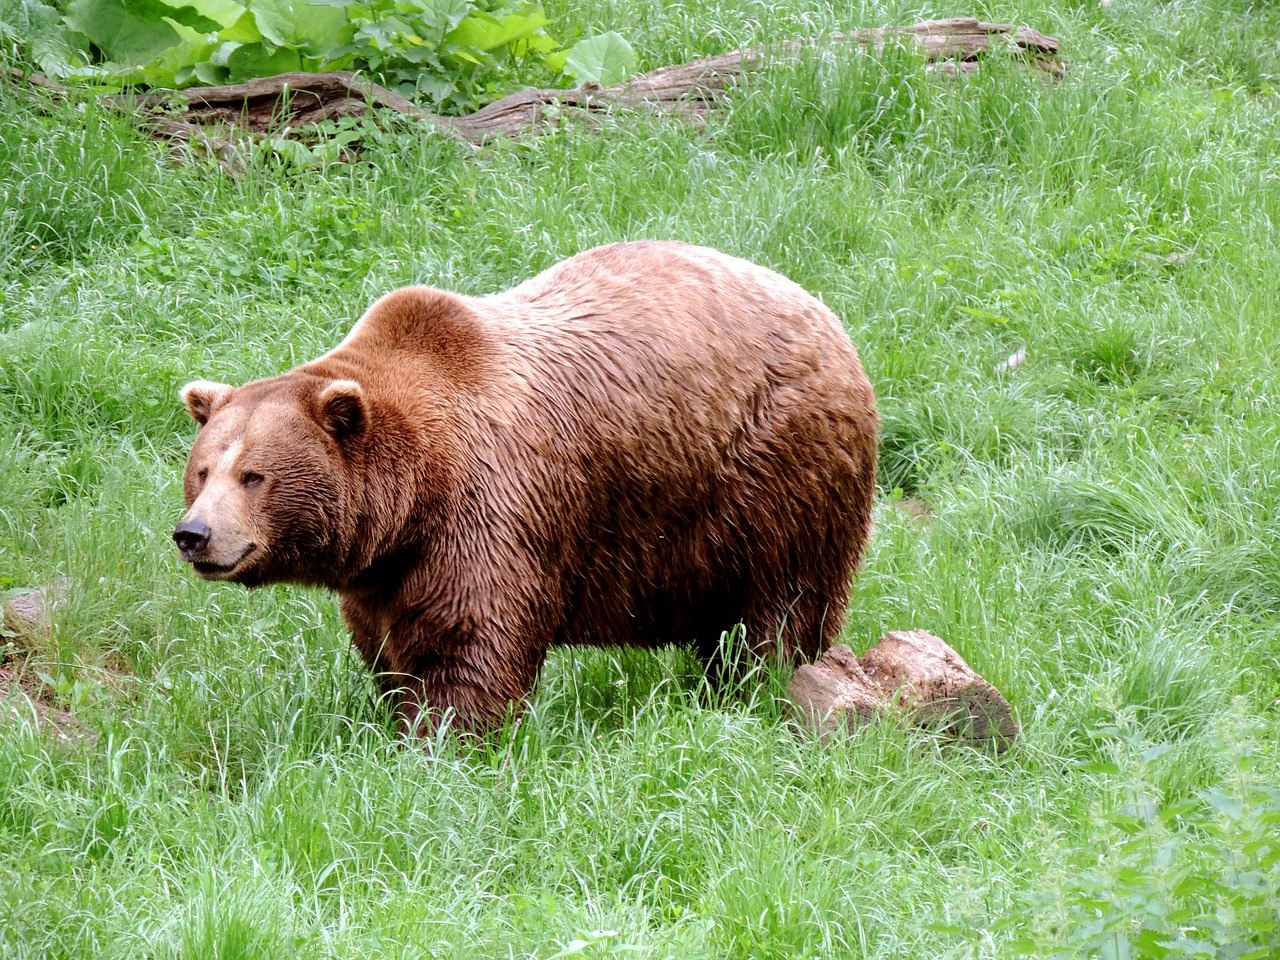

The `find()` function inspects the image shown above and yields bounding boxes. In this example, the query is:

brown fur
[176,241,878,736]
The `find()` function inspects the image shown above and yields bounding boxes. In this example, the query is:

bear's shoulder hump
[336,286,495,380]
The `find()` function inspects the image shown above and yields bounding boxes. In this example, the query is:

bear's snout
[173,512,258,579]
[173,517,211,560]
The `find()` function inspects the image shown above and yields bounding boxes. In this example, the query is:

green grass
[3,1,1280,956]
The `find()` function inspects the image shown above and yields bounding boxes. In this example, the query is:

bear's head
[173,374,366,589]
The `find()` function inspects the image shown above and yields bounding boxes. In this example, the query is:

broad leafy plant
[0,0,637,112]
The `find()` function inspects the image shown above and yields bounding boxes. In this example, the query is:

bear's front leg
[389,629,550,740]
[339,597,404,704]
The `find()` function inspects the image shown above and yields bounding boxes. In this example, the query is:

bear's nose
[173,518,212,559]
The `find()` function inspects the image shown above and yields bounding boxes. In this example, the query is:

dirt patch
[893,498,933,523]
[0,663,92,744]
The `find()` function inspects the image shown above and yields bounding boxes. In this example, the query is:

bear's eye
[196,468,208,484]
[241,472,264,489]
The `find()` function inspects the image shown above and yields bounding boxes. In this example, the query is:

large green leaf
[135,17,218,85]
[0,0,91,76]
[217,8,261,42]
[444,5,549,52]
[250,0,351,58]
[563,30,635,86]
[162,0,242,28]
[65,0,225,64]
[223,37,303,78]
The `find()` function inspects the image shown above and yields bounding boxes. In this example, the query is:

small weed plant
[1000,710,1280,959]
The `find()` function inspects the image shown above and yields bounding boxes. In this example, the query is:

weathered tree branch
[9,17,1059,154]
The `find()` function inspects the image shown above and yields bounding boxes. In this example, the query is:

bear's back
[318,240,874,512]
[483,241,871,474]
[494,241,853,363]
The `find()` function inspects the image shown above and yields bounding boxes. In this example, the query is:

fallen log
[10,17,1060,151]
[788,629,1018,750]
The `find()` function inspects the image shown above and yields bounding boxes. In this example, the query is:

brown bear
[174,241,878,736]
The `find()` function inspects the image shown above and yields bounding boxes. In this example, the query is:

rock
[788,643,886,730]
[788,630,1018,750]
[995,345,1027,373]
[1,579,68,643]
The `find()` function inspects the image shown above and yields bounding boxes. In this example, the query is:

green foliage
[4,0,635,113]
[340,0,562,109]
[0,0,90,76]
[250,0,348,56]
[64,0,229,65]
[562,30,635,86]
[1007,715,1280,959]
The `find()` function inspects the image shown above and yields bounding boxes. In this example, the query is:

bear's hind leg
[740,586,832,664]
[696,581,847,690]
[691,590,796,692]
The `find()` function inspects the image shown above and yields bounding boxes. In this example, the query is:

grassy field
[3,0,1280,956]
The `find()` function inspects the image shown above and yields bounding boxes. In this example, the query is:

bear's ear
[316,379,365,440]
[180,380,235,426]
